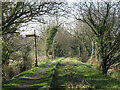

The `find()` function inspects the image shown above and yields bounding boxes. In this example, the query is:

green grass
[2,57,120,89]
[2,58,54,88]
[29,57,64,89]
[50,58,120,89]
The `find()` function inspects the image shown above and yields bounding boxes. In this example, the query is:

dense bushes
[2,34,33,82]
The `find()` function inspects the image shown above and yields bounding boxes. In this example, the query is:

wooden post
[26,31,38,67]
[34,30,38,67]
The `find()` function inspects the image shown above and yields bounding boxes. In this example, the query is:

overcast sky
[20,0,117,36]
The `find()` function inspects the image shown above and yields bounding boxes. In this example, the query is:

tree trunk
[101,64,109,74]
[46,49,49,58]
[90,40,95,64]
[78,44,81,58]
[82,38,90,56]
[100,44,108,74]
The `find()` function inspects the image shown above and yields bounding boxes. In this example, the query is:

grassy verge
[50,58,120,89]
[2,58,55,88]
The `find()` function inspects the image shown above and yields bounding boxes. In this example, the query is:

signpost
[26,30,38,67]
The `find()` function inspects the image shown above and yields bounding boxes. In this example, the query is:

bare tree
[70,1,120,74]
[1,1,64,35]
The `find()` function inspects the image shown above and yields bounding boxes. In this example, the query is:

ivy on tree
[45,26,59,57]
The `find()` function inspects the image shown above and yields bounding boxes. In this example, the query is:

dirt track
[18,60,57,88]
